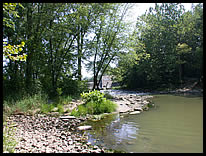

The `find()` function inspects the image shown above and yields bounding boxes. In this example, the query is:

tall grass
[3,92,75,118]
[3,92,48,118]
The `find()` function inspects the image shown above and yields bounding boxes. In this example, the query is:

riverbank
[4,93,153,153]
[111,78,203,97]
[4,114,108,153]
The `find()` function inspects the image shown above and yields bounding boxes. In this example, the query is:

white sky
[82,3,198,79]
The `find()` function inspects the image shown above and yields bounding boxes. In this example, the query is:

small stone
[60,116,76,119]
[93,145,99,150]
[51,107,58,112]
[68,141,73,145]
[75,142,82,146]
[86,142,91,146]
[130,111,141,115]
[77,125,92,131]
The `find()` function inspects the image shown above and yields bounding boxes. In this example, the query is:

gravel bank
[5,114,107,153]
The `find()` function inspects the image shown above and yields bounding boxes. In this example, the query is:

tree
[177,3,203,79]
[84,3,131,89]
[114,3,202,90]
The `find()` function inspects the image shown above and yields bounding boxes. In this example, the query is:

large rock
[77,125,92,131]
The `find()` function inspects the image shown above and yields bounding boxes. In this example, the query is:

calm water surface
[81,94,203,153]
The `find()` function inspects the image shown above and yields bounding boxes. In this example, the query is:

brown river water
[80,93,203,153]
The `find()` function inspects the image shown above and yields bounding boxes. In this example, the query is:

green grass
[3,121,17,153]
[58,95,73,105]
[3,93,75,118]
[3,93,48,118]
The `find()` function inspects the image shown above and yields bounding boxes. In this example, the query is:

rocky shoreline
[112,94,154,114]
[4,94,153,153]
[5,114,107,153]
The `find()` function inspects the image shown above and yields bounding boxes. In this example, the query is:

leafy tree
[112,3,202,90]
[84,3,131,89]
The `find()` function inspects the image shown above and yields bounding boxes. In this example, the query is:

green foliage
[3,121,17,153]
[40,103,55,114]
[56,87,63,96]
[111,3,203,90]
[57,104,64,114]
[59,95,73,105]
[3,41,27,61]
[59,79,89,97]
[3,3,24,30]
[81,90,106,104]
[71,99,117,117]
[72,90,117,117]
[104,92,114,99]
[3,3,27,62]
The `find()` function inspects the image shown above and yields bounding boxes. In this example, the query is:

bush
[81,90,106,104]
[71,90,117,117]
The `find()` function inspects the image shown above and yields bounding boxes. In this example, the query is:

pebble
[77,125,92,131]
[130,111,141,115]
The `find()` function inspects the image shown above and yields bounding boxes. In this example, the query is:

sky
[82,3,198,79]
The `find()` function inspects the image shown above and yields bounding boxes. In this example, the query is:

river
[80,91,203,153]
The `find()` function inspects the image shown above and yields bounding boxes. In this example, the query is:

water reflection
[84,114,140,149]
[112,122,139,140]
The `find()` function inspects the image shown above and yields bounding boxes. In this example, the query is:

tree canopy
[3,3,203,100]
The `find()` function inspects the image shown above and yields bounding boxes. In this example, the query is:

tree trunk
[77,27,82,81]
[92,75,99,90]
[25,4,33,91]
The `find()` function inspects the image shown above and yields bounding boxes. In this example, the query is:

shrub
[81,90,106,104]
[71,105,87,117]
[71,90,117,117]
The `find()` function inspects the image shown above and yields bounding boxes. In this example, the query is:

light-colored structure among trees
[99,76,112,89]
